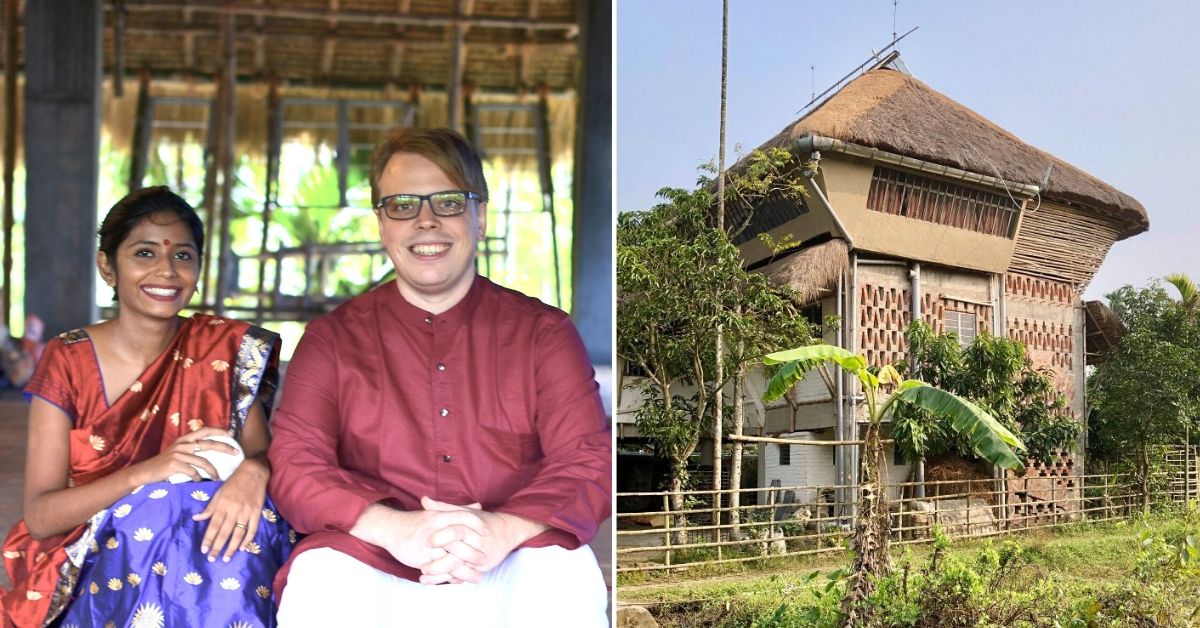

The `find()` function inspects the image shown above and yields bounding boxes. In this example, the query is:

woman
[1,187,292,627]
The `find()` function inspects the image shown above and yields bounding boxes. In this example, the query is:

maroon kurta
[268,276,612,590]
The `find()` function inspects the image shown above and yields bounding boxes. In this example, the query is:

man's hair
[368,127,489,205]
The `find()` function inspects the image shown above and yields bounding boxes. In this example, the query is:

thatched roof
[1084,300,1125,365]
[756,238,849,304]
[747,68,1148,240]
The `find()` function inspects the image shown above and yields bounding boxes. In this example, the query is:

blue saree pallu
[57,480,294,628]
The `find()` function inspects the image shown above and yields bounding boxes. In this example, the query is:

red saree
[0,314,279,628]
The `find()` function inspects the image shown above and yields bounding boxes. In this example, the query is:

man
[267,128,612,626]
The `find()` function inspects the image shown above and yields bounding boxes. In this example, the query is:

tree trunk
[1141,442,1151,515]
[712,332,723,542]
[670,460,690,545]
[840,421,891,628]
[729,363,747,538]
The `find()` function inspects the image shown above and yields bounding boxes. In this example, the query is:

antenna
[1040,163,1054,188]
[810,65,815,101]
[795,26,919,115]
[893,0,899,43]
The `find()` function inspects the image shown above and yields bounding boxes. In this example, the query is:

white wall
[760,430,839,506]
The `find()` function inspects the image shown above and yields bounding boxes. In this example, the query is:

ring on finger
[193,442,202,455]
[234,522,247,529]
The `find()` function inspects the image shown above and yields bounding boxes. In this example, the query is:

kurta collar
[382,274,488,328]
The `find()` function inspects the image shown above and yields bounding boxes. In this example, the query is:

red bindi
[162,239,170,246]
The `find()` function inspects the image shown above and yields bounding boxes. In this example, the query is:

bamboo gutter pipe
[791,135,1041,199]
[727,433,893,447]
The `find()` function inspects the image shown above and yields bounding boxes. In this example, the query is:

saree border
[41,508,107,627]
[230,325,280,438]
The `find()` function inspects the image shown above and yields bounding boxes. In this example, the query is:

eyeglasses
[374,190,483,220]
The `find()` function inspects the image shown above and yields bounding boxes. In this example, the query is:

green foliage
[617,150,812,490]
[762,343,1026,472]
[892,320,1077,467]
[763,342,1026,622]
[635,514,1200,627]
[1088,281,1200,511]
[894,385,1025,471]
[1165,272,1199,319]
[1088,283,1200,464]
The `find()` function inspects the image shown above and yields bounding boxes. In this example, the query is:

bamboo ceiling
[2,0,581,92]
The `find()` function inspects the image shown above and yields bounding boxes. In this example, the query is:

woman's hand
[192,457,269,562]
[129,427,239,486]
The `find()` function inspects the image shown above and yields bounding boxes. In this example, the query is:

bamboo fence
[616,448,1199,574]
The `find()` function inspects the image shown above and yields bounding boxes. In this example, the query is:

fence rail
[616,450,1198,574]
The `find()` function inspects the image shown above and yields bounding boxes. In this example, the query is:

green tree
[616,150,808,544]
[891,321,1078,472]
[1088,283,1200,512]
[763,345,1025,627]
[1165,272,1199,320]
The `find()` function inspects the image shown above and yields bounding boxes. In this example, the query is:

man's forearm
[491,511,550,548]
[349,502,401,548]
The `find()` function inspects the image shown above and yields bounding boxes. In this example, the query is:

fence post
[1052,476,1058,527]
[966,479,973,536]
[715,487,723,562]
[662,494,672,567]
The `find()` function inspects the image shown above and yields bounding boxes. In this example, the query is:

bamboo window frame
[866,166,1019,238]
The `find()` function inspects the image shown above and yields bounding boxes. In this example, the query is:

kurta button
[442,454,452,463]
[439,408,449,417]
[436,363,446,371]
[424,317,433,325]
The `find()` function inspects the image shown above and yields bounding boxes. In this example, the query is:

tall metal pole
[711,0,729,545]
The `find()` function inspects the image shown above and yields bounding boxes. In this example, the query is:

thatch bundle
[1083,299,1125,365]
[923,454,997,499]
[757,238,849,305]
[741,68,1147,239]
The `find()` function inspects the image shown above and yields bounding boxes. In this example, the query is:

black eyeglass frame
[373,190,484,220]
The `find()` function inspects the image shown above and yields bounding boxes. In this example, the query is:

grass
[617,512,1199,627]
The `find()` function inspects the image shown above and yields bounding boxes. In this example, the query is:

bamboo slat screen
[730,189,809,245]
[1009,201,1120,288]
[866,166,1018,238]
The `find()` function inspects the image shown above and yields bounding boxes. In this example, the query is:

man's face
[375,152,486,312]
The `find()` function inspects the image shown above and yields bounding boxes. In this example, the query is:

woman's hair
[97,186,205,300]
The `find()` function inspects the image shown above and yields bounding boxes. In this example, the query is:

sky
[616,1,1200,301]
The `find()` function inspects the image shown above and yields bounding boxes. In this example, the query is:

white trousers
[276,546,609,627]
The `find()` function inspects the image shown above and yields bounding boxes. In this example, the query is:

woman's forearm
[23,464,145,540]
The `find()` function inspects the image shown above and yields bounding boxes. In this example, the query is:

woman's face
[99,211,201,321]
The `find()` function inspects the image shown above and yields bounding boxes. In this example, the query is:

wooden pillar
[214,11,237,315]
[447,10,466,132]
[255,81,280,324]
[24,0,101,335]
[570,0,611,365]
[2,0,18,326]
[128,72,152,192]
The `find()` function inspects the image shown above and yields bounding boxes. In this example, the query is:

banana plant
[763,344,1026,627]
